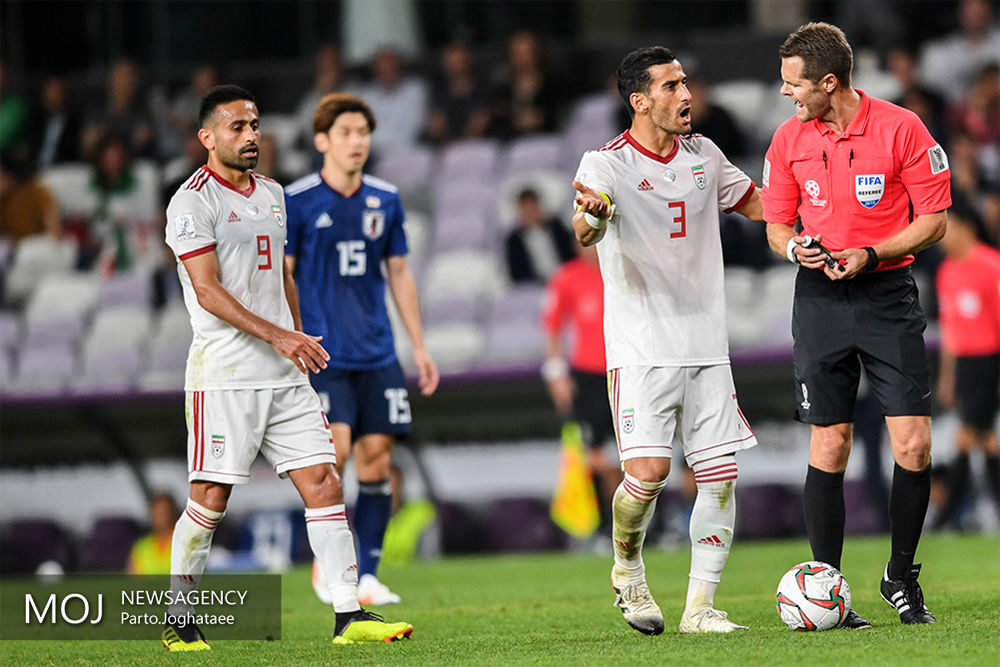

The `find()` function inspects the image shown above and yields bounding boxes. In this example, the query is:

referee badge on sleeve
[928,144,949,174]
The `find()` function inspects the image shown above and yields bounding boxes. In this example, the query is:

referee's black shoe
[880,564,937,624]
[837,608,872,629]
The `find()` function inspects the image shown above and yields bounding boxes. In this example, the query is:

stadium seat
[72,346,144,394]
[437,138,500,183]
[566,92,619,136]
[39,162,92,218]
[22,272,101,346]
[0,519,76,574]
[97,268,154,308]
[0,349,11,392]
[501,133,566,179]
[7,342,78,396]
[403,210,432,267]
[0,311,20,352]
[3,235,77,306]
[477,317,547,370]
[421,249,505,305]
[724,266,767,349]
[423,322,486,374]
[710,79,769,151]
[429,210,493,253]
[373,144,437,192]
[77,516,144,572]
[432,180,497,224]
[422,294,484,327]
[489,284,547,325]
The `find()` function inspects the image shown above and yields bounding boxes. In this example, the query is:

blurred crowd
[0,1,997,312]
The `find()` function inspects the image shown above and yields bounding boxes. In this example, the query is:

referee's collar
[811,89,871,139]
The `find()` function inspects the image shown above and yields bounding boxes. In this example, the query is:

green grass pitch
[3,532,998,665]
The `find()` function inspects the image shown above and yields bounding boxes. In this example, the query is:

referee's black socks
[803,465,845,570]
[888,462,931,580]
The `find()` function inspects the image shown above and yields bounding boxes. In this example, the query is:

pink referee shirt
[541,257,606,374]
[936,242,1000,356]
[762,91,951,272]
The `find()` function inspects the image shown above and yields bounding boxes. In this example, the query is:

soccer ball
[775,561,851,631]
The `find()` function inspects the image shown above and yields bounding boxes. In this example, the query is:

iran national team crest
[621,409,635,434]
[211,434,225,458]
[854,174,885,209]
[271,204,283,226]
[692,165,707,190]
[362,210,385,239]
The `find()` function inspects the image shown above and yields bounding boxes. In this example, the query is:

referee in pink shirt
[761,22,951,629]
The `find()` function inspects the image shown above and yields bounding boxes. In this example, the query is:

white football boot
[611,565,664,635]
[357,573,402,606]
[679,607,749,633]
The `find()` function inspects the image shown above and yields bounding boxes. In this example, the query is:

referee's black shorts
[955,353,1000,431]
[791,265,932,425]
[571,369,615,449]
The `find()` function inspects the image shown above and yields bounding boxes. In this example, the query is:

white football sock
[305,504,361,613]
[686,455,738,611]
[612,472,666,571]
[168,498,223,618]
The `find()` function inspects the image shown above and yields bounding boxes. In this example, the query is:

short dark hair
[312,92,377,135]
[198,84,256,127]
[779,22,853,87]
[615,46,678,118]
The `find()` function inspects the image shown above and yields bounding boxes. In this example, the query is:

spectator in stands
[490,30,560,139]
[80,131,157,273]
[918,0,1000,103]
[933,198,1000,531]
[0,152,61,243]
[128,492,180,574]
[254,132,294,185]
[0,60,29,156]
[504,187,576,284]
[425,40,491,146]
[294,45,347,150]
[161,65,220,160]
[30,75,83,168]
[949,131,1000,244]
[887,46,948,144]
[541,241,622,535]
[82,59,155,159]
[947,63,999,177]
[356,48,428,160]
[686,74,747,158]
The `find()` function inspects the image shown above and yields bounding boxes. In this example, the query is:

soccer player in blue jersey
[285,93,439,606]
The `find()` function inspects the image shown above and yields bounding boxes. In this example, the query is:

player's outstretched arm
[734,187,764,222]
[386,255,439,395]
[182,250,329,374]
[571,180,612,246]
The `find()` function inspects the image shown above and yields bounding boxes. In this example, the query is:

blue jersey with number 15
[285,172,408,370]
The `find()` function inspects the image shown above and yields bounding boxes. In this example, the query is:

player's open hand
[273,330,329,374]
[413,347,439,396]
[572,181,613,219]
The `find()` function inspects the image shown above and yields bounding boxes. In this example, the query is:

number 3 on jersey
[256,235,272,269]
[668,201,686,239]
[337,240,367,276]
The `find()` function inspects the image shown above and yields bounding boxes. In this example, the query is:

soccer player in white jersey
[572,47,765,635]
[162,84,412,650]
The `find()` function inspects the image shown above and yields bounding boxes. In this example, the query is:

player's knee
[623,456,670,484]
[894,434,932,470]
[191,482,231,513]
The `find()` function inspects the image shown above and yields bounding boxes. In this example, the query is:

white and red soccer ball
[775,561,851,631]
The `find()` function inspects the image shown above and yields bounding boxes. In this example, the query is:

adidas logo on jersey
[697,535,725,547]
[227,211,241,223]
[637,178,654,191]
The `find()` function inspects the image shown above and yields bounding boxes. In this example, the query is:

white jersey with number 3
[575,131,755,370]
[165,166,306,391]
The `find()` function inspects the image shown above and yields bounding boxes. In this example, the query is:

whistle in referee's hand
[801,235,846,272]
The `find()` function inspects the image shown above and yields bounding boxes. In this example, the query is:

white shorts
[607,364,757,465]
[185,385,336,485]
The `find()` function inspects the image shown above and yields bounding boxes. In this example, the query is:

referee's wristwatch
[861,246,879,272]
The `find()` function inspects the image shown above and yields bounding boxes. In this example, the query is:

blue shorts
[311,361,412,438]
